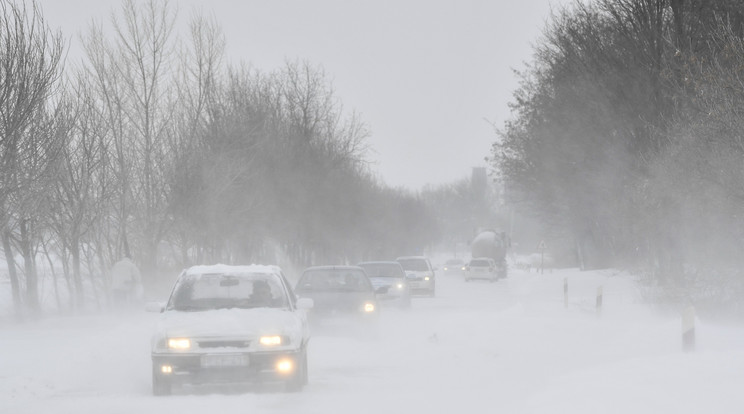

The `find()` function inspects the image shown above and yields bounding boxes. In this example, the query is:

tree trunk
[670,0,685,51]
[41,240,62,313]
[2,229,22,315]
[71,234,84,308]
[19,219,39,313]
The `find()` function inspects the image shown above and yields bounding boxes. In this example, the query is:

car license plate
[409,282,420,288]
[201,354,249,367]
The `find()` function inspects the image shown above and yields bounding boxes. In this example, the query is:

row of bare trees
[493,0,744,305]
[0,0,438,316]
[0,0,64,314]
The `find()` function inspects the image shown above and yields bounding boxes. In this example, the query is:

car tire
[152,365,172,396]
[285,348,307,392]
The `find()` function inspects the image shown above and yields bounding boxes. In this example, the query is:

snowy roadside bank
[1,266,743,414]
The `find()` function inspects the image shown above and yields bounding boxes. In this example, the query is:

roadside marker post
[596,286,603,314]
[563,277,568,309]
[682,306,696,352]
[537,240,547,274]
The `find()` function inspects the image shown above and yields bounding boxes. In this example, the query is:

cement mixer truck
[470,229,509,278]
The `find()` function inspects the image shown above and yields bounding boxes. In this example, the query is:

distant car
[357,261,412,308]
[295,266,379,326]
[442,258,466,276]
[396,256,436,297]
[148,264,313,395]
[465,257,498,282]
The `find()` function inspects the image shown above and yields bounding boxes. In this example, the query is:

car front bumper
[407,279,435,294]
[152,350,302,386]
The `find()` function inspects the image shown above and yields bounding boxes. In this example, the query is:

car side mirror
[296,297,314,310]
[145,301,165,313]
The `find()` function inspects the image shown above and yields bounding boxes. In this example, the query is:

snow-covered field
[2,266,743,414]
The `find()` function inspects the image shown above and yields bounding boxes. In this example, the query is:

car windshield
[358,263,405,278]
[397,258,429,272]
[297,269,372,292]
[470,259,491,267]
[167,272,288,311]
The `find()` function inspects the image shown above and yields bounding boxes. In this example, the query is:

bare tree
[82,0,179,285]
[0,0,64,314]
[47,73,111,308]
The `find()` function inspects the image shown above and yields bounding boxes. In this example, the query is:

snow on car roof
[184,264,282,275]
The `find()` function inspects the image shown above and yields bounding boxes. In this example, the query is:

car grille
[197,340,251,349]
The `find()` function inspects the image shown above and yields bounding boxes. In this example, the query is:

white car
[148,264,313,395]
[465,257,498,282]
[396,256,436,297]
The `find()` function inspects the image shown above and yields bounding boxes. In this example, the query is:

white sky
[37,0,568,191]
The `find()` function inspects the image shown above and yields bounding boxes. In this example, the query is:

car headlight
[259,335,284,346]
[363,302,376,313]
[168,338,191,350]
[396,283,404,289]
[424,276,430,281]
[276,358,294,373]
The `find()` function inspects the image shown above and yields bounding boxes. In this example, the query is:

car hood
[154,308,305,348]
[369,277,403,289]
[405,270,433,278]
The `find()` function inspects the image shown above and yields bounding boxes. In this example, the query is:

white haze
[3,1,741,413]
[2,263,743,413]
[36,0,569,191]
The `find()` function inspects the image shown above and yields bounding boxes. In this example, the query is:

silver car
[396,256,436,297]
[357,261,412,308]
[442,258,466,276]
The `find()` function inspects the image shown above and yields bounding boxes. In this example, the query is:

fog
[34,0,569,191]
[2,264,743,413]
[3,0,744,412]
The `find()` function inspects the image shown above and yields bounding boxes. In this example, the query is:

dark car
[295,266,379,327]
[357,261,411,308]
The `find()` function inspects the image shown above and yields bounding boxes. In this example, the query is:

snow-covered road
[2,267,744,413]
